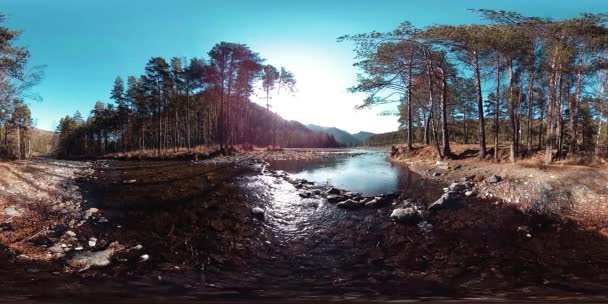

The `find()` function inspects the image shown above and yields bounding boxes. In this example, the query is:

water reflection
[269,150,404,195]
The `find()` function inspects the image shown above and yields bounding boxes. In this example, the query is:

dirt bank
[391,144,608,226]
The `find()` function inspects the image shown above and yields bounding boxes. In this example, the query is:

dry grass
[106,145,219,159]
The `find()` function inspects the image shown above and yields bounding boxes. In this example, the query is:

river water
[268,149,403,195]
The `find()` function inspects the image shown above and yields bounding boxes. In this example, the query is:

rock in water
[428,192,464,211]
[326,187,340,195]
[67,242,122,270]
[390,208,421,224]
[251,207,265,218]
[488,175,502,183]
[326,194,343,203]
[364,198,378,208]
[336,199,362,209]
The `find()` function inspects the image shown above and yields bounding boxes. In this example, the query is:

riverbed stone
[428,192,464,211]
[251,207,265,218]
[488,175,502,183]
[299,191,312,198]
[326,194,343,203]
[336,199,362,209]
[4,206,23,217]
[390,208,421,224]
[364,198,379,208]
[67,247,116,269]
[49,245,64,253]
[326,187,341,195]
[448,182,467,193]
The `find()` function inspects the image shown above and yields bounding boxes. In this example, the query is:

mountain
[352,131,375,143]
[306,124,375,146]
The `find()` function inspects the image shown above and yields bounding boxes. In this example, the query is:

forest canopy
[55,42,338,158]
[340,10,608,163]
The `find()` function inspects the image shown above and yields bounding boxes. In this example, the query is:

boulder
[390,208,421,224]
[448,183,467,193]
[49,245,64,253]
[299,191,312,198]
[67,243,121,270]
[364,198,379,208]
[336,199,362,209]
[488,175,502,184]
[326,187,341,195]
[326,194,343,204]
[428,192,464,211]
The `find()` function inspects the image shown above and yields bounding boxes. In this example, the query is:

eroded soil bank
[2,150,608,302]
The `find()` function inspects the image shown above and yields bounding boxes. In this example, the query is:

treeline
[56,42,338,158]
[0,15,40,160]
[366,130,404,146]
[341,10,608,163]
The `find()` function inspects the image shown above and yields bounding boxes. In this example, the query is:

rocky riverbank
[391,144,608,226]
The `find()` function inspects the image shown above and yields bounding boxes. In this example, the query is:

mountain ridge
[305,124,375,146]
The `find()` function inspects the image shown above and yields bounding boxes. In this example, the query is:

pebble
[49,246,64,253]
[251,207,265,218]
[4,206,23,217]
[139,254,150,262]
[488,175,502,183]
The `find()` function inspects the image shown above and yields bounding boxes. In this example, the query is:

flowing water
[268,149,402,195]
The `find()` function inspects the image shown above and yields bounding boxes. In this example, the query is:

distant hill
[31,128,56,156]
[352,131,375,143]
[366,130,405,146]
[306,124,375,146]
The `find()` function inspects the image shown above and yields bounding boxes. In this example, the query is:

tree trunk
[527,66,534,153]
[16,126,21,160]
[439,64,451,158]
[494,53,500,161]
[473,51,487,159]
[570,50,584,155]
[545,52,559,164]
[597,111,603,157]
[406,51,414,151]
[426,51,435,148]
[507,59,516,163]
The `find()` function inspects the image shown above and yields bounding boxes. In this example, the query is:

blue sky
[4,0,608,133]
